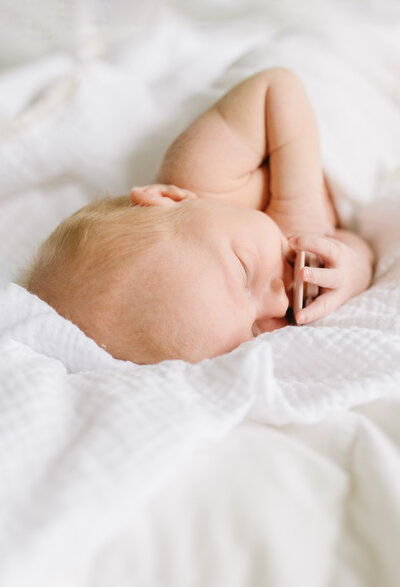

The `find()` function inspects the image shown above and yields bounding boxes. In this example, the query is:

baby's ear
[130,184,197,207]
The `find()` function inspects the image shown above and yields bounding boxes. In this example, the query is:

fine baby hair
[23,195,190,363]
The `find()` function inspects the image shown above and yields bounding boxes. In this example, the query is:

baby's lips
[286,249,297,264]
[286,285,293,308]
[283,259,294,303]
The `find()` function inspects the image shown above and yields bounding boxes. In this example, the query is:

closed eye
[236,255,249,288]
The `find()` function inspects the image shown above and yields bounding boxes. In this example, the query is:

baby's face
[128,198,293,362]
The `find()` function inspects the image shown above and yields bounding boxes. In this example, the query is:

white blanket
[1,0,400,585]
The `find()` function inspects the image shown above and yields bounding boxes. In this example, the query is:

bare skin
[27,69,374,364]
[125,195,294,361]
[133,68,373,331]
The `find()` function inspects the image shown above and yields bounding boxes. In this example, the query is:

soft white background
[1,1,400,586]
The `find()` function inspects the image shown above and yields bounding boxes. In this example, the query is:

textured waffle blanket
[1,170,400,586]
[1,1,400,584]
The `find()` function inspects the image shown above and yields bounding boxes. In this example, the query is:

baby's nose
[254,279,289,334]
[268,278,289,315]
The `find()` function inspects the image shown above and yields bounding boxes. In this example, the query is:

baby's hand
[288,231,374,325]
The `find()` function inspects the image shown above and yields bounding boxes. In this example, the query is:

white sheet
[1,0,400,585]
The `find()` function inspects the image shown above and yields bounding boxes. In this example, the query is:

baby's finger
[302,266,343,289]
[295,290,342,325]
[289,235,341,266]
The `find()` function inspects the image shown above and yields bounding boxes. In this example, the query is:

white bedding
[1,1,400,586]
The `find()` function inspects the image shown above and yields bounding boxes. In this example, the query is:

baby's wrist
[269,176,338,232]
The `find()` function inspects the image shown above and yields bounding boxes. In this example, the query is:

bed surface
[1,1,400,585]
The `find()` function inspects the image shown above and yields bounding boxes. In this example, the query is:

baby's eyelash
[237,256,249,287]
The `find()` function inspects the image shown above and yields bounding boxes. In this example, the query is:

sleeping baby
[25,68,374,363]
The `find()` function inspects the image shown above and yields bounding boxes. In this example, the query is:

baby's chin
[278,315,290,328]
[258,316,290,333]
[264,316,290,332]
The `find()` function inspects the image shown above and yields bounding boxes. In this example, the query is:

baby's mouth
[285,306,295,325]
[284,259,296,323]
[283,263,294,307]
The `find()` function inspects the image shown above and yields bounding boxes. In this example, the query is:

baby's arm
[288,230,375,324]
[157,67,337,234]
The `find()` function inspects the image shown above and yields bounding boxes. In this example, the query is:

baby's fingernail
[296,312,306,325]
[303,268,312,279]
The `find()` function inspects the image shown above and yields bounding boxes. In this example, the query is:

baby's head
[25,184,293,363]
